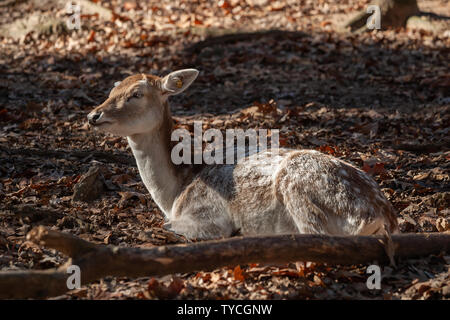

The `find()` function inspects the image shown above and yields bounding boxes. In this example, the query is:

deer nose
[88,111,102,125]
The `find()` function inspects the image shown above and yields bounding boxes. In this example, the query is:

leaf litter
[0,0,449,299]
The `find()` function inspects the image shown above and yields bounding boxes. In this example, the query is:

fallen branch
[406,12,450,33]
[0,146,135,166]
[0,226,449,299]
[343,0,420,32]
[342,0,450,34]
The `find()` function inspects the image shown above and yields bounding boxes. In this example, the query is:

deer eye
[127,92,143,101]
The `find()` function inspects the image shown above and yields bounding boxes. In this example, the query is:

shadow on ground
[1,29,448,119]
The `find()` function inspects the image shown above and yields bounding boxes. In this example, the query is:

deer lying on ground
[87,69,398,240]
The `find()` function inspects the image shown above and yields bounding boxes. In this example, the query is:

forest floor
[0,0,449,299]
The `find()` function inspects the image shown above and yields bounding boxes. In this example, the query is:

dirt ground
[0,0,449,299]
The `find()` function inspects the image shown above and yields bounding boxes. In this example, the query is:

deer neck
[127,105,184,219]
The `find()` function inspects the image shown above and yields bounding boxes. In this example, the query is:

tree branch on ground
[0,226,448,299]
[343,0,449,33]
[0,146,135,166]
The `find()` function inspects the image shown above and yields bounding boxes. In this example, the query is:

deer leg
[164,213,235,241]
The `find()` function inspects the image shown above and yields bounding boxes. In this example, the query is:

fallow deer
[87,69,399,240]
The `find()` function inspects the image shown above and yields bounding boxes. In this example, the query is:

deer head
[87,69,199,136]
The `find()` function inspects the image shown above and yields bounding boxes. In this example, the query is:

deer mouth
[89,120,114,129]
[94,121,112,126]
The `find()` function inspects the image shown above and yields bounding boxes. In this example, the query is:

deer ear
[161,69,199,95]
[109,81,122,97]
